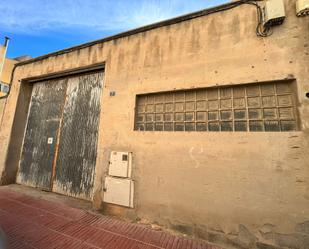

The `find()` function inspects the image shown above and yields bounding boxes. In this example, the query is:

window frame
[134,80,300,132]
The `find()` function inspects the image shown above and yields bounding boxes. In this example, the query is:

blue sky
[0,0,227,59]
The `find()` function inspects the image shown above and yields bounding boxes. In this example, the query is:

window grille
[135,82,298,132]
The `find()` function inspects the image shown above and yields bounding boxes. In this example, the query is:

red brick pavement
[0,188,222,249]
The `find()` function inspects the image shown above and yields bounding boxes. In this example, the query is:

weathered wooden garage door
[52,73,103,199]
[17,79,67,190]
[17,71,103,200]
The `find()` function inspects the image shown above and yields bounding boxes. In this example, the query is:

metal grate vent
[135,82,298,132]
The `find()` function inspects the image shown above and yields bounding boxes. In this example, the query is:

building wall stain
[0,0,308,248]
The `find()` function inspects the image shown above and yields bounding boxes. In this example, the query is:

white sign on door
[47,137,53,144]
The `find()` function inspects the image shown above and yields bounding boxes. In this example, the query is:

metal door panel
[17,79,67,189]
[53,72,103,199]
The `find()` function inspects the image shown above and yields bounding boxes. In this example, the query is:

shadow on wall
[1,83,33,185]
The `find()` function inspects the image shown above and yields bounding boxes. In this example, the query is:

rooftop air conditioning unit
[296,0,309,16]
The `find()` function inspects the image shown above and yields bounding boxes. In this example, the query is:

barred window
[135,82,298,132]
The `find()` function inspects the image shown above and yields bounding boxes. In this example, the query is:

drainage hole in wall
[306,92,309,99]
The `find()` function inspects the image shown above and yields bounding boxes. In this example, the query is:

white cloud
[0,0,227,35]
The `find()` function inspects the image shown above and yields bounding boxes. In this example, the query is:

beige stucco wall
[0,46,5,99]
[0,47,17,142]
[0,46,4,61]
[0,99,5,123]
[0,45,16,84]
[0,43,5,116]
[0,58,16,100]
[0,46,16,136]
[1,58,16,84]
[0,1,308,248]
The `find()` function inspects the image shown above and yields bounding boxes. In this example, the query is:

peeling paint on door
[53,72,103,199]
[17,71,103,199]
[17,79,67,190]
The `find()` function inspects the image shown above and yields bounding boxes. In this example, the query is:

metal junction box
[109,151,132,178]
[103,177,134,208]
[265,0,286,26]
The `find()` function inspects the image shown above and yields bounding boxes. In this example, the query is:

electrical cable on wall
[208,0,272,37]
[0,0,277,101]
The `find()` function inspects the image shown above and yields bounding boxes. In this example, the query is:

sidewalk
[0,185,222,249]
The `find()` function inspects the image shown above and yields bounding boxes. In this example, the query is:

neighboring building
[0,42,16,127]
[0,57,16,96]
[0,1,308,248]
[0,38,31,118]
[0,40,30,123]
[0,39,15,97]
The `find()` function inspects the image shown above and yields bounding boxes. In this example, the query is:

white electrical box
[296,0,309,16]
[265,0,286,26]
[103,177,134,208]
[109,151,132,178]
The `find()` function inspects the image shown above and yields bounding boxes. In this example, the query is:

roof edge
[16,1,241,67]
